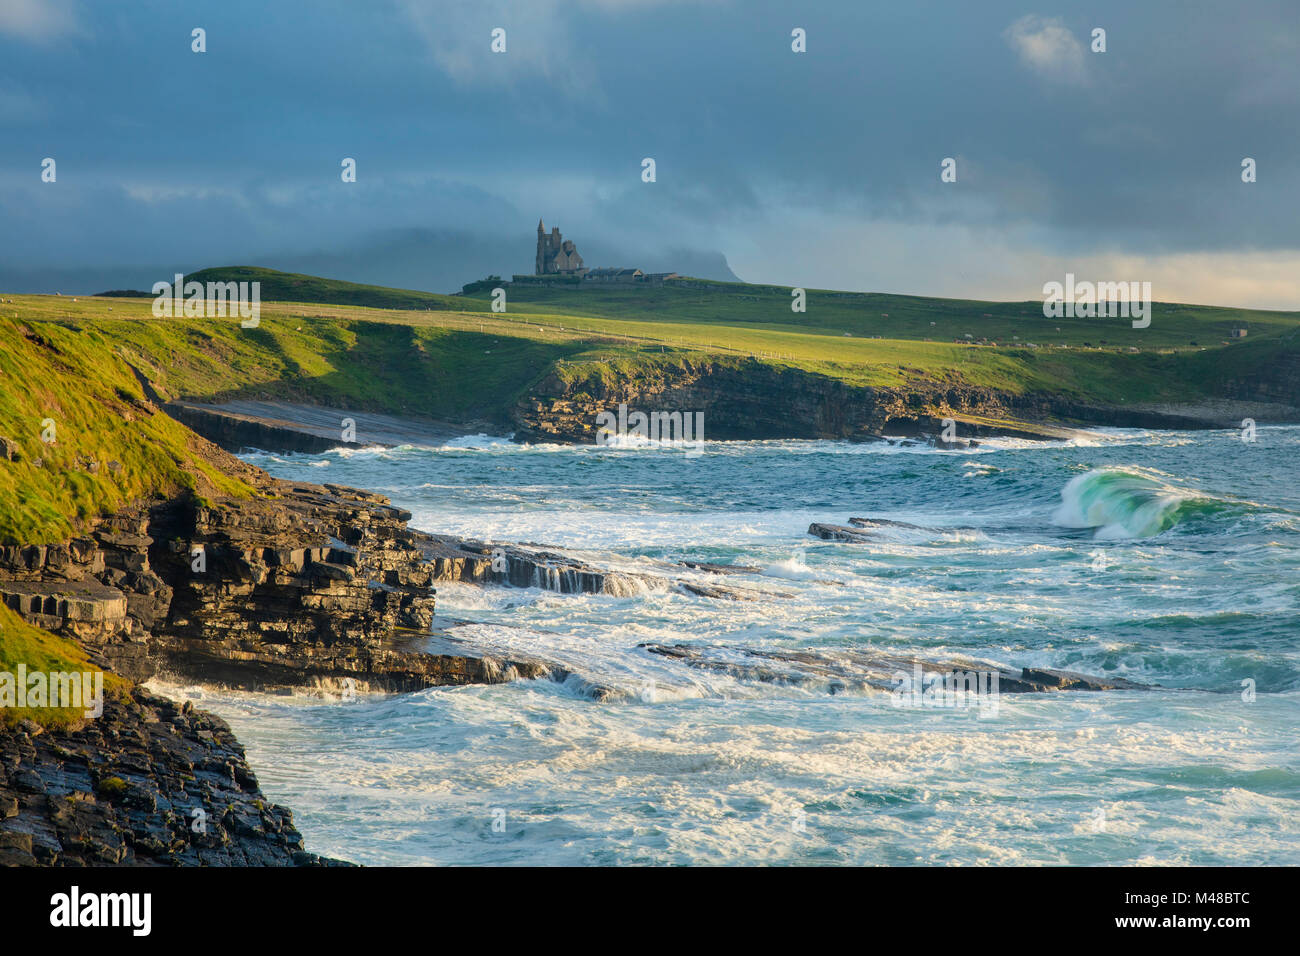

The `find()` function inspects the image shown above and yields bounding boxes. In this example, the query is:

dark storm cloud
[0,0,1296,296]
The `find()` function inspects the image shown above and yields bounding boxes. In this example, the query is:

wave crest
[1052,468,1222,539]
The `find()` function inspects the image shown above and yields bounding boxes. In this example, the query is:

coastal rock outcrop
[809,516,970,541]
[509,356,1234,446]
[808,523,874,542]
[0,686,344,866]
[419,531,773,601]
[0,479,573,694]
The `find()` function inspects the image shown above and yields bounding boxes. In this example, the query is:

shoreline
[159,396,1300,460]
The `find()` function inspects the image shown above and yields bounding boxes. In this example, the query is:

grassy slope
[184,266,476,312]
[178,266,1300,402]
[468,277,1297,347]
[0,605,127,729]
[0,316,251,544]
[184,265,1300,351]
[0,310,253,727]
[27,305,582,421]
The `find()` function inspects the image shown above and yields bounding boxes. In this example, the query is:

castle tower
[535,218,584,275]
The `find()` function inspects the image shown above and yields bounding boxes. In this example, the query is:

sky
[1,0,1297,306]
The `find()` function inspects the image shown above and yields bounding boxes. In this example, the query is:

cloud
[390,0,587,100]
[393,0,703,93]
[0,84,40,121]
[123,184,245,204]
[3,1,1298,309]
[728,208,1300,311]
[0,0,80,42]
[1004,15,1087,85]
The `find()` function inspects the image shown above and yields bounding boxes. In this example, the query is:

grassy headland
[1,266,1297,544]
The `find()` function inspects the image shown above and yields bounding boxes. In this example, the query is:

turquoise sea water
[157,427,1300,865]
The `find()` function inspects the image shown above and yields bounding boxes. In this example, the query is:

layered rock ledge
[0,465,602,866]
[510,358,1244,446]
[0,478,574,695]
[419,532,775,601]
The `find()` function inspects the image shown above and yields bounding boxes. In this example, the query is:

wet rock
[421,532,771,601]
[677,581,760,601]
[680,561,763,575]
[847,517,925,531]
[808,522,873,542]
[0,687,349,866]
[1016,667,1150,692]
[639,643,1157,695]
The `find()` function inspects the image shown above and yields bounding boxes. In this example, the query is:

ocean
[154,427,1300,865]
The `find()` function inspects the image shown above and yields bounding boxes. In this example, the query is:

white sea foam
[211,429,1300,865]
[762,555,827,581]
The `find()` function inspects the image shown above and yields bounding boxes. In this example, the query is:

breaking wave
[1052,468,1231,539]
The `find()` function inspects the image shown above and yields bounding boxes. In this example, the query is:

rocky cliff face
[0,686,341,866]
[143,482,440,691]
[514,359,887,443]
[164,402,351,455]
[509,357,1228,445]
[1216,345,1300,408]
[0,478,573,695]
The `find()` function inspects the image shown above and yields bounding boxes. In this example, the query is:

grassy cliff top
[2,268,1298,546]
[466,275,1299,350]
[182,266,475,312]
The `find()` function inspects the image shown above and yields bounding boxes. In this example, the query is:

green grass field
[465,275,1297,348]
[45,267,1300,406]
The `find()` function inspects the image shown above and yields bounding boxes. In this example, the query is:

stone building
[584,267,643,283]
[532,219,680,285]
[535,219,587,276]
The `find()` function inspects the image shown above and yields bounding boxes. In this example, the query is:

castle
[535,219,586,276]
[527,219,678,285]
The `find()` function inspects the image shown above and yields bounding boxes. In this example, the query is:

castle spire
[538,218,545,234]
